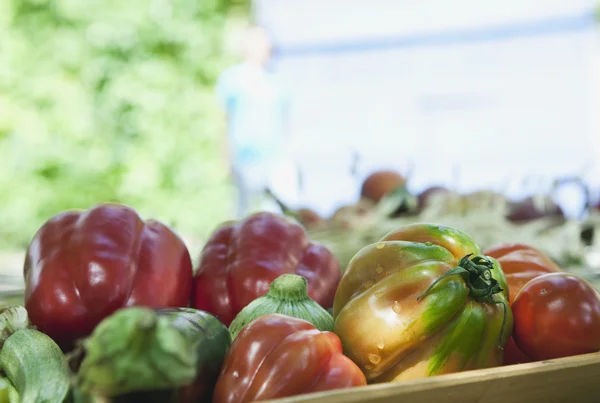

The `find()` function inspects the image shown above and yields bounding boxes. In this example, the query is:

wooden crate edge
[266,351,600,403]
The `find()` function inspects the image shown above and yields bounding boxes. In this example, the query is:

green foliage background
[0,0,250,250]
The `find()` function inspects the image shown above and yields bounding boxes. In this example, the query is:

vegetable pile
[272,169,600,271]
[2,201,600,402]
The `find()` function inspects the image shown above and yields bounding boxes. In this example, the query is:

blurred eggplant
[72,307,231,403]
[506,196,564,223]
[417,186,450,211]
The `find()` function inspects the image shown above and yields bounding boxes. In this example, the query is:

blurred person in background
[216,24,297,219]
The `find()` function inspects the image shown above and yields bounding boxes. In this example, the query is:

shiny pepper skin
[192,212,341,326]
[24,203,193,348]
[213,313,366,403]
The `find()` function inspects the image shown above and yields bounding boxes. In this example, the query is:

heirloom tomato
[333,223,513,382]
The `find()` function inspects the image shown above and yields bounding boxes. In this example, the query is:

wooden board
[267,352,600,403]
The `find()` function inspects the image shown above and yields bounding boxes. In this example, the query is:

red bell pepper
[191,212,341,326]
[24,203,193,348]
[213,313,366,403]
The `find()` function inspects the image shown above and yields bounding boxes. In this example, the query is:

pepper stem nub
[267,274,309,302]
[0,306,30,349]
[417,254,508,348]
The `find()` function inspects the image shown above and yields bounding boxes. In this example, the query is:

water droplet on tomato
[425,241,433,246]
[365,281,374,288]
[368,353,381,364]
[392,301,402,313]
[377,341,385,349]
[376,264,384,273]
[374,291,384,298]
[232,371,239,378]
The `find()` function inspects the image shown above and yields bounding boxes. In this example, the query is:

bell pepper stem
[417,254,508,348]
[264,188,295,217]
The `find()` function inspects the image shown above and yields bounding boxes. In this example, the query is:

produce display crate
[2,205,599,403]
[1,288,599,403]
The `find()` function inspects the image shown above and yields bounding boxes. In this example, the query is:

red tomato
[512,273,600,361]
[502,337,533,365]
[484,243,561,365]
[483,243,560,305]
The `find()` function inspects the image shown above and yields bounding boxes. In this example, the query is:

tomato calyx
[417,254,508,348]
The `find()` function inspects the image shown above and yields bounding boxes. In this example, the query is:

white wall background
[254,0,600,216]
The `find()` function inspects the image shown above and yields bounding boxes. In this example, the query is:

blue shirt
[216,62,289,169]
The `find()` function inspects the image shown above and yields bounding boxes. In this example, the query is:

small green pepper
[229,274,334,339]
